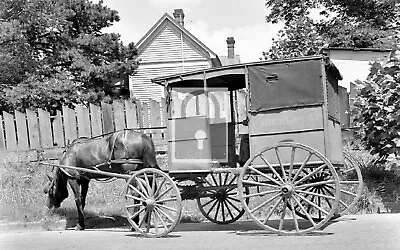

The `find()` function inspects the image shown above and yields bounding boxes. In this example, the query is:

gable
[138,23,211,64]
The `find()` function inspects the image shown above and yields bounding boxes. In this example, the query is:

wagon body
[247,57,343,166]
[153,55,343,169]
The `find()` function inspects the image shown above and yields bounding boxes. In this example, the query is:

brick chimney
[226,37,235,59]
[173,9,185,26]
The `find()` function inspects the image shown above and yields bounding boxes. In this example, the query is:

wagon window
[169,87,231,123]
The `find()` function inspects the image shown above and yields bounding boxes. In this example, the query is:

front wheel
[237,142,341,235]
[125,168,182,237]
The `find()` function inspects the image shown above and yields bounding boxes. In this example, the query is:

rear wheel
[237,142,340,235]
[197,172,249,224]
[125,168,182,237]
[336,151,364,216]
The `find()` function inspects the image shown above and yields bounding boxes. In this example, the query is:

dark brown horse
[43,129,160,230]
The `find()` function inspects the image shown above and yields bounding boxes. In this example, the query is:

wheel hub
[281,184,294,197]
[144,198,156,209]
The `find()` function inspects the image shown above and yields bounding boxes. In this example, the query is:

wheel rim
[238,142,340,235]
[197,172,249,224]
[336,151,364,216]
[125,168,182,237]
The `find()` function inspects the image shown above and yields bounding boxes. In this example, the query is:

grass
[0,153,205,231]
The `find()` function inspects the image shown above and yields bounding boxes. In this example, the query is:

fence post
[15,111,29,150]
[76,105,91,138]
[113,101,125,131]
[0,115,5,151]
[3,111,17,151]
[38,108,53,149]
[63,106,77,145]
[125,100,138,129]
[101,102,114,133]
[90,104,102,137]
[52,110,65,147]
[26,109,41,149]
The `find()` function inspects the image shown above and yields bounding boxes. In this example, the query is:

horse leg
[68,179,86,230]
[79,178,90,210]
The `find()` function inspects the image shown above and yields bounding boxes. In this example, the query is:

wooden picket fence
[0,99,168,157]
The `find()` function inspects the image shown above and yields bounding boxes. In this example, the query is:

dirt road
[1,214,399,250]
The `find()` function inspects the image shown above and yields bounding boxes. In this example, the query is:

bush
[352,50,400,171]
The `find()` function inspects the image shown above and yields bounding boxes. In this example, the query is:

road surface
[1,214,399,250]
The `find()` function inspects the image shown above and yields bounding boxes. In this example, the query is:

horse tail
[141,134,160,170]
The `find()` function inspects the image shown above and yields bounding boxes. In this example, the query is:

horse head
[43,170,68,209]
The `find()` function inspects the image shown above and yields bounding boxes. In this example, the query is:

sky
[98,0,283,63]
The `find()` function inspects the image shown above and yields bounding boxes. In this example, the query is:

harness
[55,129,143,182]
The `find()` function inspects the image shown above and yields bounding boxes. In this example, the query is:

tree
[353,52,400,169]
[263,0,399,59]
[0,0,138,112]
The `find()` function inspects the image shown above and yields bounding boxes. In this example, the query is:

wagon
[145,55,363,236]
[43,55,363,237]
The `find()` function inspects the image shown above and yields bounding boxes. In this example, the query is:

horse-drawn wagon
[43,55,363,237]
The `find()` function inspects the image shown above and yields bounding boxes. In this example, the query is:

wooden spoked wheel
[197,172,249,224]
[336,151,364,216]
[125,168,182,237]
[237,142,341,235]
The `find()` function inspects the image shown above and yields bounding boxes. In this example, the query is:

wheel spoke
[340,180,360,185]
[223,200,235,220]
[136,178,150,197]
[294,164,328,185]
[341,189,357,196]
[214,201,221,221]
[126,194,146,203]
[206,199,219,216]
[156,206,175,223]
[294,193,329,215]
[250,193,281,213]
[292,196,317,226]
[275,147,288,183]
[297,180,336,189]
[155,185,173,200]
[225,197,243,213]
[248,165,282,186]
[288,147,296,182]
[157,203,178,213]
[153,177,167,198]
[157,197,178,203]
[339,199,349,209]
[242,179,280,189]
[154,208,169,230]
[128,184,147,199]
[289,197,300,231]
[262,197,283,224]
[243,189,280,198]
[291,152,313,182]
[296,189,336,200]
[279,197,288,231]
[143,172,152,196]
[259,155,285,183]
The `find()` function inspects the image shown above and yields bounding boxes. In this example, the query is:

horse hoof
[75,224,85,231]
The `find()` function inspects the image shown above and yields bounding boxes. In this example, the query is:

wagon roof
[151,55,342,90]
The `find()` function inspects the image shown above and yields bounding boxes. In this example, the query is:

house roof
[136,13,220,64]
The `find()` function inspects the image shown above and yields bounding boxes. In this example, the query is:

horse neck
[54,167,68,191]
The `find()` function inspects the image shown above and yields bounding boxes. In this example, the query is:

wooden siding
[139,25,208,63]
[131,62,211,101]
[131,22,214,101]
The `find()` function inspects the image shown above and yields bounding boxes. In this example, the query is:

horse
[43,129,160,230]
